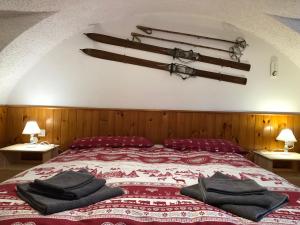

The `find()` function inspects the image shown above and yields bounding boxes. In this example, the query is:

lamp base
[29,134,38,144]
[283,142,289,153]
[283,141,295,153]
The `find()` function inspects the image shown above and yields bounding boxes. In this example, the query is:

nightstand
[0,144,59,182]
[254,151,300,186]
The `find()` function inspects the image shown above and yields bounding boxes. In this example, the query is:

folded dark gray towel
[181,183,273,207]
[202,172,267,195]
[29,170,106,199]
[221,191,288,222]
[180,173,288,222]
[29,178,106,200]
[33,170,94,192]
[17,183,124,215]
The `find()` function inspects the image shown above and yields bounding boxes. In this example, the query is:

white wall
[7,13,300,112]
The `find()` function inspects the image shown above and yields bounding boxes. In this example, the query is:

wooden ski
[84,33,251,71]
[81,48,247,85]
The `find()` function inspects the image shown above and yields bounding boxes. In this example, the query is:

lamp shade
[22,121,41,135]
[276,128,297,142]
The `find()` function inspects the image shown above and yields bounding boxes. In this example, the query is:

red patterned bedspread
[0,145,299,225]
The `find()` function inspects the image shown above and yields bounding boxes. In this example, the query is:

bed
[0,144,300,225]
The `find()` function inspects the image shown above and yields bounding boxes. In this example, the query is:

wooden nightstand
[254,151,300,187]
[0,144,59,182]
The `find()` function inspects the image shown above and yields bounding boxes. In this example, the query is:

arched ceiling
[0,0,299,104]
[273,16,300,33]
[0,10,52,51]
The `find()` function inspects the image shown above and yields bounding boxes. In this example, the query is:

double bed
[0,144,300,225]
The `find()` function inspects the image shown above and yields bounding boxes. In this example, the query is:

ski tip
[84,33,95,38]
[244,64,251,71]
[80,48,95,54]
[239,76,247,85]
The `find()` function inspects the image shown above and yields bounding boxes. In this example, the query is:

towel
[29,170,106,199]
[221,192,288,222]
[181,183,273,207]
[33,170,94,190]
[29,178,106,200]
[202,172,267,195]
[180,173,288,222]
[17,183,124,215]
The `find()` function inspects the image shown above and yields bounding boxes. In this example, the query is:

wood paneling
[3,106,300,152]
[0,106,7,147]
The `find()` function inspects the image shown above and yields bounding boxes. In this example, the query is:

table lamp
[22,121,41,144]
[276,128,297,153]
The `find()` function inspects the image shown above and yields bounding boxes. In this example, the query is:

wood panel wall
[0,106,7,148]
[2,106,300,152]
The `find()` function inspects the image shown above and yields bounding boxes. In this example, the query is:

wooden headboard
[0,105,299,152]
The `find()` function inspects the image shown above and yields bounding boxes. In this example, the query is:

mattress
[0,145,299,225]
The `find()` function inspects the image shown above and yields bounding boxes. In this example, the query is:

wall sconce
[276,128,297,153]
[22,121,41,144]
[270,56,278,78]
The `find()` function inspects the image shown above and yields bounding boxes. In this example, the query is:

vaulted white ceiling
[274,16,300,33]
[0,0,299,103]
[0,10,52,51]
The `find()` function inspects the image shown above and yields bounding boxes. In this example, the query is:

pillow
[70,136,154,149]
[164,138,244,154]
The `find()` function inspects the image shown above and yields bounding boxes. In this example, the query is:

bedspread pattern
[0,146,299,225]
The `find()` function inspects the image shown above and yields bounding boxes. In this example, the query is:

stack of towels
[16,170,124,215]
[181,172,288,222]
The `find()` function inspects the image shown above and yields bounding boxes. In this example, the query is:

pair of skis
[81,31,250,85]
